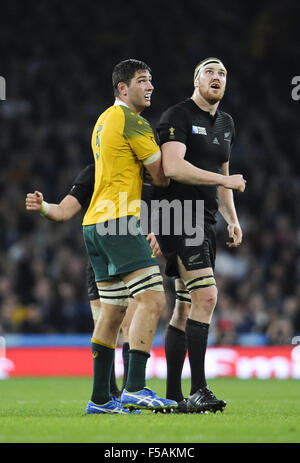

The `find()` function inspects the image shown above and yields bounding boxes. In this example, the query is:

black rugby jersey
[157,98,235,224]
[68,164,95,207]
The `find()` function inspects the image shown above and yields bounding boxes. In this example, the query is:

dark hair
[112,59,152,96]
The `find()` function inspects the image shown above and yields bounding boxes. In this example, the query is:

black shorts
[157,222,216,278]
[86,260,99,301]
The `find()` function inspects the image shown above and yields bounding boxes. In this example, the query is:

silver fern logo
[0,76,6,100]
[291,76,300,101]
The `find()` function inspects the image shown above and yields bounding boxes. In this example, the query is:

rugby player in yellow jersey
[83,59,177,414]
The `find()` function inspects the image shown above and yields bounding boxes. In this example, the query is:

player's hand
[226,223,242,248]
[146,232,162,257]
[25,191,44,211]
[223,174,246,192]
[143,169,153,183]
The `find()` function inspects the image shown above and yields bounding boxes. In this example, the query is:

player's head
[112,59,153,113]
[193,57,227,105]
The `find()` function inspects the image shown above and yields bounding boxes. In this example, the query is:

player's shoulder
[161,99,191,116]
[122,106,153,138]
[94,104,124,125]
[159,99,191,124]
[72,163,95,185]
[217,109,235,126]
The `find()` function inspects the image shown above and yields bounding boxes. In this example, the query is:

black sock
[121,342,130,391]
[165,324,187,401]
[125,349,150,392]
[110,352,121,396]
[91,341,115,405]
[185,318,209,395]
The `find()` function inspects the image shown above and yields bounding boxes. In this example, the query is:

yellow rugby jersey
[83,103,159,225]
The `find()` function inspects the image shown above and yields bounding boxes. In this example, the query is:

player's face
[197,64,227,104]
[127,70,154,113]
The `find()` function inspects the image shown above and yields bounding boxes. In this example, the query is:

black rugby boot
[187,386,226,413]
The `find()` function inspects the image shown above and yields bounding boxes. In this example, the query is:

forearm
[144,155,170,188]
[218,186,239,225]
[41,203,70,222]
[164,157,225,186]
[40,195,82,222]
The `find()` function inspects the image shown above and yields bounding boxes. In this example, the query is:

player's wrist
[218,174,227,187]
[40,200,50,217]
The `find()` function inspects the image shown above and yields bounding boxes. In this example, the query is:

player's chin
[208,89,224,103]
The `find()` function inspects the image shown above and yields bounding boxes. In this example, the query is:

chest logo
[169,127,175,139]
[213,137,220,145]
[192,125,207,135]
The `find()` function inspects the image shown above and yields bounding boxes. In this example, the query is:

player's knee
[100,304,127,325]
[194,286,218,314]
[137,291,165,319]
[125,268,165,316]
[147,292,165,316]
[172,301,190,325]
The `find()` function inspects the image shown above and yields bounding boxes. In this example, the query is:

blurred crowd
[0,0,299,345]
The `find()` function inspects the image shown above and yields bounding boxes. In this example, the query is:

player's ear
[117,81,128,96]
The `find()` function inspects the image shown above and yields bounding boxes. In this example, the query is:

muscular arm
[218,162,243,247]
[161,141,246,191]
[26,191,82,222]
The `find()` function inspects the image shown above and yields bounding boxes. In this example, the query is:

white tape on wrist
[40,201,50,217]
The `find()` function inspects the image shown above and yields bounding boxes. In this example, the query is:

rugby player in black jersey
[156,57,246,413]
[25,164,161,398]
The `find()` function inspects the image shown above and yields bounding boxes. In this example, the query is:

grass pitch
[0,377,299,443]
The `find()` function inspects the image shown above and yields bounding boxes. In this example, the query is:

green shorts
[83,216,157,282]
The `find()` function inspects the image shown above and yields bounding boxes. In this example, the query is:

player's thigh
[96,277,130,315]
[170,278,191,329]
[121,265,166,311]
[83,225,110,281]
[177,257,217,305]
[121,298,137,339]
[102,217,158,278]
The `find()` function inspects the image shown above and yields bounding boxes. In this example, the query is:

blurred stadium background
[0,0,299,378]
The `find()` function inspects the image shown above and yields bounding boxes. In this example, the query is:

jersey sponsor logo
[192,125,207,135]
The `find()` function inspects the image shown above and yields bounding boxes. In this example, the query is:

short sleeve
[157,105,189,146]
[123,110,160,162]
[68,164,95,206]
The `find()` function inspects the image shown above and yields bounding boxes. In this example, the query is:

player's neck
[191,92,220,116]
[114,96,143,115]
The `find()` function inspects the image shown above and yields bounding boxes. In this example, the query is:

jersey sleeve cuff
[142,150,161,165]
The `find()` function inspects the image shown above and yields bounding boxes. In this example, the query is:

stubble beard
[200,86,225,105]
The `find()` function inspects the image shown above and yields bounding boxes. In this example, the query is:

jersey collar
[114,98,129,108]
[189,98,219,121]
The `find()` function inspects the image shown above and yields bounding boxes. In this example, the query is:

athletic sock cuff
[186,319,210,330]
[168,324,186,335]
[129,349,151,359]
[91,338,116,350]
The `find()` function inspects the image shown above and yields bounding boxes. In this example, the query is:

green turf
[0,377,299,443]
